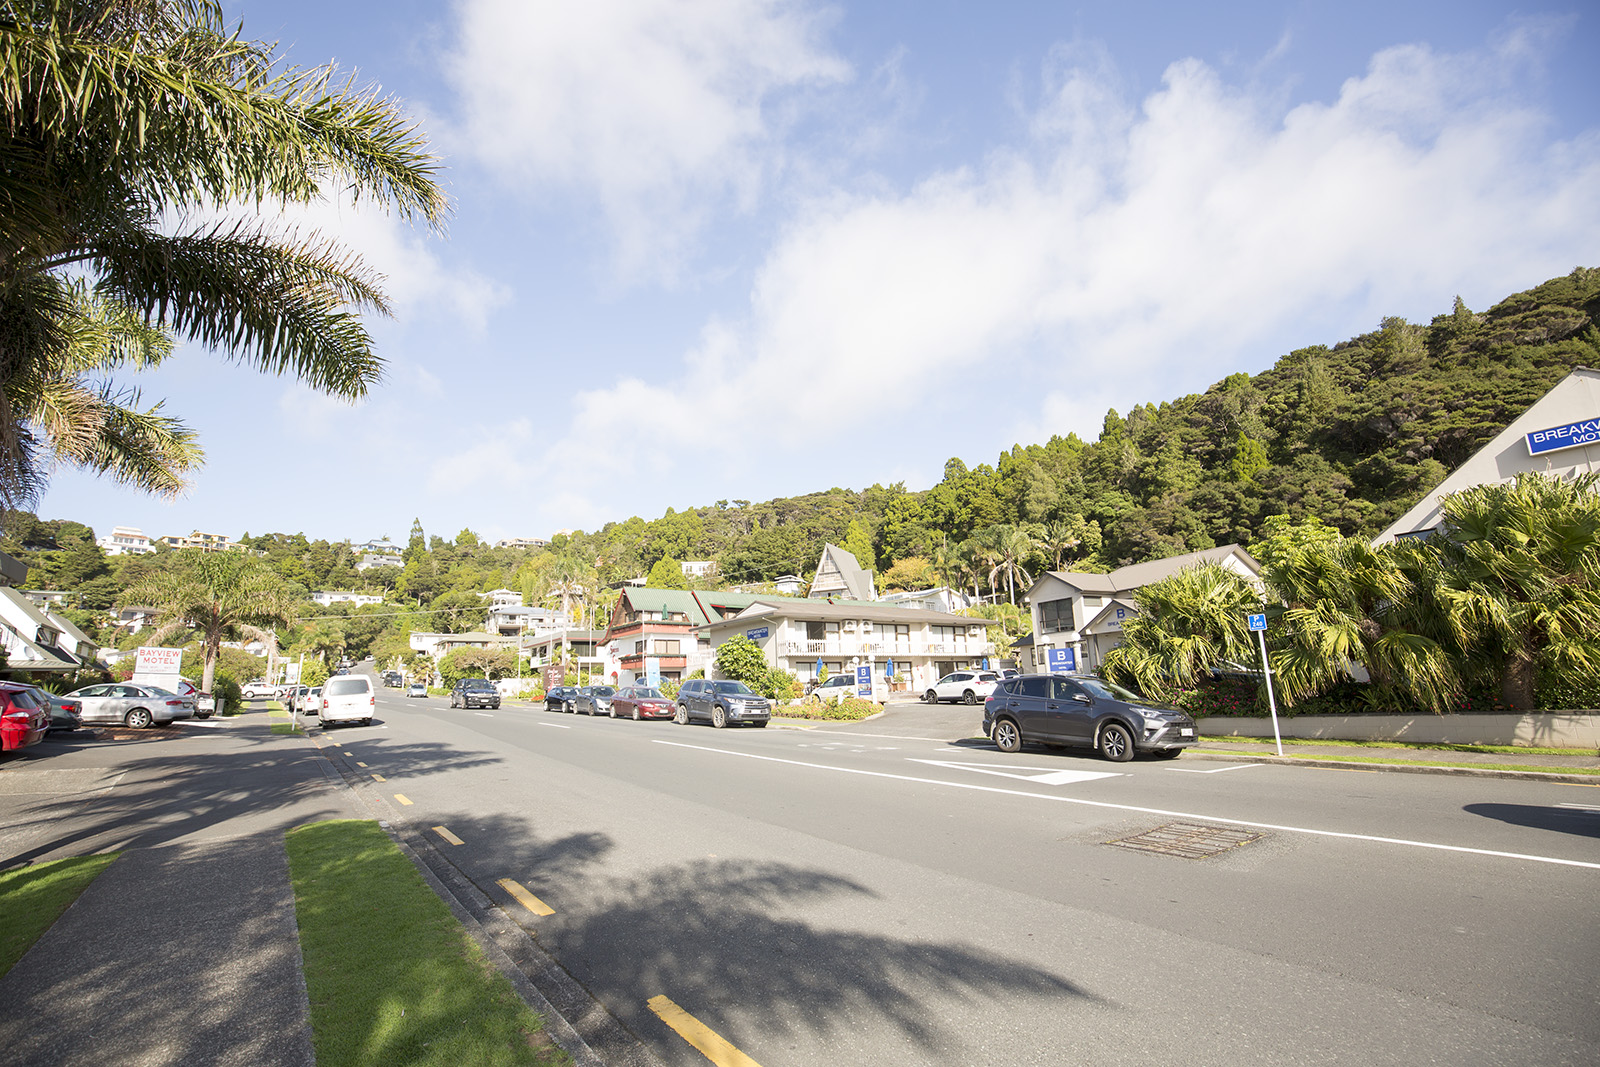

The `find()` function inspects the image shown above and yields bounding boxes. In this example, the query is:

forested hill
[636,266,1600,583]
[7,268,1599,612]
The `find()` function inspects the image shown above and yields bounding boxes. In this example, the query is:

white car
[809,675,857,704]
[242,681,276,699]
[924,670,1001,705]
[319,675,374,727]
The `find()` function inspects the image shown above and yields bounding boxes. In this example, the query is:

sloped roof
[1030,545,1260,601]
[44,609,97,651]
[810,543,875,600]
[701,598,997,631]
[617,586,813,629]
[1083,598,1139,634]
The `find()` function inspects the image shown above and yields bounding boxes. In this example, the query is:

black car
[544,686,579,713]
[982,673,1196,762]
[43,691,82,734]
[449,678,501,709]
[574,685,617,716]
[675,678,771,729]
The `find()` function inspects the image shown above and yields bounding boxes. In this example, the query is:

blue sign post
[855,664,872,698]
[1247,613,1283,756]
[1045,647,1076,674]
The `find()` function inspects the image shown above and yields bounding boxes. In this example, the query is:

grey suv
[450,678,501,709]
[675,679,771,729]
[982,673,1196,762]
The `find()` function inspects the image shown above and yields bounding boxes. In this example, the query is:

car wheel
[711,705,728,729]
[924,689,938,704]
[962,689,977,704]
[993,718,1022,753]
[632,707,640,720]
[124,708,153,729]
[1152,749,1183,760]
[363,718,372,727]
[196,711,212,720]
[609,706,618,718]
[1099,722,1135,763]
[675,704,689,725]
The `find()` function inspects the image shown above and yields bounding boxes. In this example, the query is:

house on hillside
[98,525,154,556]
[1022,545,1263,673]
[599,586,816,685]
[807,543,876,600]
[0,587,87,672]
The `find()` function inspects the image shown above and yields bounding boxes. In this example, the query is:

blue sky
[36,1,1600,548]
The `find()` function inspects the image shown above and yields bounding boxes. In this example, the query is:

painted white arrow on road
[907,760,1122,785]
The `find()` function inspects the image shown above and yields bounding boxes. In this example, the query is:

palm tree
[125,549,299,692]
[983,524,1038,605]
[1433,473,1600,710]
[0,0,448,508]
[1101,563,1261,699]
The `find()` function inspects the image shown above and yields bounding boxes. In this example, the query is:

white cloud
[443,0,850,279]
[430,28,1599,532]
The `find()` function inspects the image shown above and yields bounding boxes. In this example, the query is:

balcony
[779,638,983,659]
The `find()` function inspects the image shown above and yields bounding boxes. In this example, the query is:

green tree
[1101,563,1262,699]
[646,556,689,589]
[713,634,769,688]
[125,549,297,692]
[0,0,447,508]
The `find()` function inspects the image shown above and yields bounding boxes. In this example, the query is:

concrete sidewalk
[0,710,360,1067]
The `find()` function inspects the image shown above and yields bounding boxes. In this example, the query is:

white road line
[650,739,1600,871]
[475,712,494,717]
[908,759,1122,786]
[538,722,572,729]
[1172,763,1264,774]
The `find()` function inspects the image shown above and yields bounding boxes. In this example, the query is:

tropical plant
[982,524,1038,605]
[712,634,768,688]
[0,0,447,508]
[1101,562,1261,699]
[1433,473,1600,710]
[125,549,297,691]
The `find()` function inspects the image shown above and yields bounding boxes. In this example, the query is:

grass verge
[0,854,119,978]
[285,820,565,1067]
[1269,753,1600,775]
[1203,734,1598,757]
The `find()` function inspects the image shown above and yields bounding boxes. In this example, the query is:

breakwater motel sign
[1526,417,1600,456]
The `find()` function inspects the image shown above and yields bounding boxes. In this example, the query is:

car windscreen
[631,687,663,698]
[462,679,494,689]
[712,681,754,694]
[324,678,370,696]
[592,686,615,697]
[1077,678,1144,703]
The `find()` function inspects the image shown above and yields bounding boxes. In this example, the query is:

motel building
[1374,366,1600,542]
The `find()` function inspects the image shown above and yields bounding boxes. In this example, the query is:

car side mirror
[1073,695,1092,704]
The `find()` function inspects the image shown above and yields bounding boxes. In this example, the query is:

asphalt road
[317,684,1600,1067]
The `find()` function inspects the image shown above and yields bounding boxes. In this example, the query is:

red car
[610,685,676,720]
[1,682,51,753]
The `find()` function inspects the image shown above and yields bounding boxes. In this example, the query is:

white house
[408,630,517,659]
[681,560,718,579]
[1022,545,1263,673]
[311,592,384,607]
[98,525,154,556]
[0,587,86,672]
[877,586,974,613]
[1376,366,1600,543]
[807,544,877,600]
[496,536,550,550]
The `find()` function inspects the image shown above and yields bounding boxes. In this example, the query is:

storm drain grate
[1107,822,1263,859]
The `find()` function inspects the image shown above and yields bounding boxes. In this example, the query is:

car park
[1,682,50,752]
[407,682,427,698]
[982,673,1197,762]
[450,678,501,709]
[923,670,1001,705]
[611,685,675,719]
[544,686,578,713]
[675,678,771,728]
[67,683,194,728]
[574,685,616,716]
[319,674,375,727]
[808,674,857,704]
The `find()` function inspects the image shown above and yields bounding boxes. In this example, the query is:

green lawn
[285,820,565,1067]
[1203,734,1598,757]
[0,854,119,978]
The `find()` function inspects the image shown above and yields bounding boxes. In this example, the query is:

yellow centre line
[370,773,386,782]
[394,794,413,805]
[356,761,368,767]
[647,995,763,1067]
[433,825,464,846]
[496,878,555,917]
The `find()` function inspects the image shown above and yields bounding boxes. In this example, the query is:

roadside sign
[645,657,661,687]
[1247,614,1267,632]
[132,646,184,691]
[1526,417,1600,456]
[745,626,769,641]
[855,664,872,697]
[1246,614,1283,756]
[1046,647,1076,673]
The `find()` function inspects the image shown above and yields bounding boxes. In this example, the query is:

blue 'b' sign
[1247,614,1267,632]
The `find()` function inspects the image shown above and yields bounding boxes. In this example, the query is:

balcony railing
[780,638,983,658]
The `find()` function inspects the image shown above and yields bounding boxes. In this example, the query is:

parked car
[320,674,375,728]
[242,681,277,699]
[809,674,857,704]
[574,685,616,716]
[1,682,50,752]
[611,685,675,720]
[982,673,1197,762]
[407,682,427,698]
[450,678,501,709]
[544,686,578,713]
[67,682,194,728]
[296,686,322,716]
[923,670,1001,705]
[43,692,82,733]
[675,678,771,728]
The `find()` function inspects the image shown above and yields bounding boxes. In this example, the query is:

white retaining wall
[1197,712,1600,748]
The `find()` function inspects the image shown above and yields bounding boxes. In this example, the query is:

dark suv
[675,679,771,729]
[982,673,1196,762]
[450,678,501,709]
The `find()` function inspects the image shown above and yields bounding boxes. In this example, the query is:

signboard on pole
[1247,614,1267,632]
[1045,647,1076,674]
[1246,613,1284,756]
[132,646,184,691]
[855,664,872,697]
[283,661,301,685]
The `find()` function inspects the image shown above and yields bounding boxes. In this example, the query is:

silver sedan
[67,683,195,728]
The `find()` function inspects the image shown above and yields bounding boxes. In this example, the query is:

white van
[319,675,375,727]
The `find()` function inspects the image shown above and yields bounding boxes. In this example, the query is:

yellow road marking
[433,825,464,846]
[647,996,763,1067]
[370,773,386,782]
[343,751,353,756]
[394,794,413,805]
[356,761,368,767]
[497,878,555,917]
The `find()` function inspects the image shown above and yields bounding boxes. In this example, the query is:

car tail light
[165,699,184,706]
[3,709,28,720]
[369,696,375,705]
